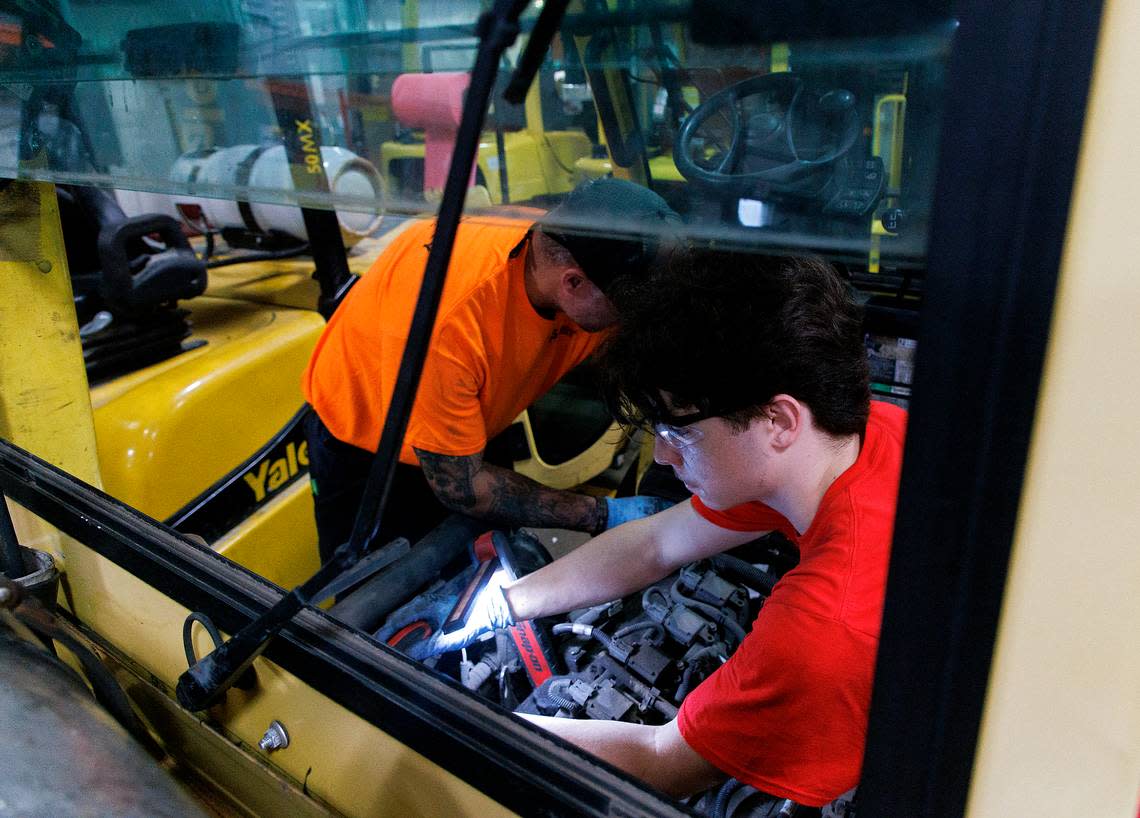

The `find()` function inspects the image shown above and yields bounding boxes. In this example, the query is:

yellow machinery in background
[380,70,594,205]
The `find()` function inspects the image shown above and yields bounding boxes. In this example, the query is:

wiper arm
[176,536,409,710]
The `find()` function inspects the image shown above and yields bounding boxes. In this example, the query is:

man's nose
[653,436,681,466]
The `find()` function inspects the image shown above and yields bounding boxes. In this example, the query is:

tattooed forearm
[414,448,479,510]
[481,465,608,533]
[414,448,607,533]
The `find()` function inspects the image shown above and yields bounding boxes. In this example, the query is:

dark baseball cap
[540,178,681,293]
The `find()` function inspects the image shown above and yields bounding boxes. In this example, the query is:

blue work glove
[604,495,675,530]
[408,562,516,660]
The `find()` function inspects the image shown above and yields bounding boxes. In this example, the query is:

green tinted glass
[0,0,954,263]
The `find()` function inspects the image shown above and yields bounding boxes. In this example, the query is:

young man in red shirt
[426,249,907,808]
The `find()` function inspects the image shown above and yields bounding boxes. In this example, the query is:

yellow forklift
[20,20,629,593]
[0,1,1137,817]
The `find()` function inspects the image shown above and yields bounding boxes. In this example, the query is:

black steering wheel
[673,72,861,194]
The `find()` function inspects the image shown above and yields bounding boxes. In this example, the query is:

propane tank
[122,144,384,246]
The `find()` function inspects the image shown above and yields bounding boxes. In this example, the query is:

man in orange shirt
[302,179,679,564]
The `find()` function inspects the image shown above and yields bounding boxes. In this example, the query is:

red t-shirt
[677,401,907,806]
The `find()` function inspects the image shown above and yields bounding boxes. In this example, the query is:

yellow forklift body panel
[90,296,324,521]
[213,477,320,591]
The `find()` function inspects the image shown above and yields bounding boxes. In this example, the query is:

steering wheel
[673,72,861,193]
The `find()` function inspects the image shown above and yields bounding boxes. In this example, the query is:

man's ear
[766,395,804,450]
[560,268,587,294]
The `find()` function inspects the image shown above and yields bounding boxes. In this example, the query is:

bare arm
[519,714,724,799]
[414,447,608,534]
[505,499,762,621]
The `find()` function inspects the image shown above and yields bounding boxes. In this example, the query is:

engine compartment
[355,524,828,817]
[513,556,755,723]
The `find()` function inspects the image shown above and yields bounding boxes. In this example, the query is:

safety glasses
[653,422,704,449]
[652,410,712,449]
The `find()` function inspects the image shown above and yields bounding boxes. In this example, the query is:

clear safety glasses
[652,418,707,449]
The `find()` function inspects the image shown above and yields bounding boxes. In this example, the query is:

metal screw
[258,720,289,752]
[35,259,52,274]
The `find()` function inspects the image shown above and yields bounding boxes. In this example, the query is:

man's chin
[693,489,729,510]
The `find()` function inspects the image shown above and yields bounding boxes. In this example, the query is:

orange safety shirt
[302,216,604,466]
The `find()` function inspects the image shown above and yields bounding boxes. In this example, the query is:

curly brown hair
[597,247,870,437]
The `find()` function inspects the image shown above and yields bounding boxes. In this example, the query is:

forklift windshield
[0,0,952,265]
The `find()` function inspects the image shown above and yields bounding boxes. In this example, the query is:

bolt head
[258,719,289,752]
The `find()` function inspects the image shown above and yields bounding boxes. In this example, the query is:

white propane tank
[124,144,384,246]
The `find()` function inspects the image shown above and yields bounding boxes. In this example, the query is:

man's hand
[604,495,674,530]
[410,562,515,659]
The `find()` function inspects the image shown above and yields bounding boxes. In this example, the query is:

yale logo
[244,441,309,503]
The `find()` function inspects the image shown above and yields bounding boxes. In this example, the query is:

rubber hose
[591,628,617,653]
[714,778,744,818]
[615,621,664,642]
[710,553,778,596]
[553,621,611,644]
[536,678,578,712]
[641,585,672,623]
[676,644,723,701]
[548,678,580,710]
[677,662,698,702]
[329,515,485,631]
[182,611,223,667]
